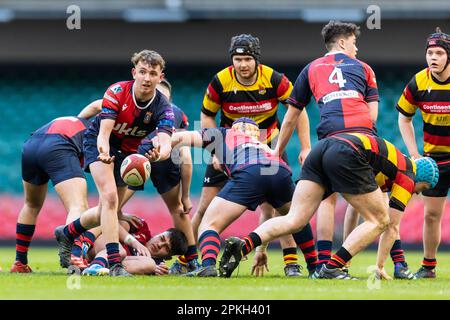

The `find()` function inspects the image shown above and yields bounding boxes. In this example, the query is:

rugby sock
[63,218,87,241]
[71,237,83,257]
[91,257,108,268]
[422,258,437,270]
[106,243,121,267]
[317,240,333,265]
[199,230,221,267]
[185,245,199,262]
[242,232,262,256]
[327,247,352,270]
[15,223,35,264]
[390,240,407,267]
[283,248,298,265]
[293,224,319,272]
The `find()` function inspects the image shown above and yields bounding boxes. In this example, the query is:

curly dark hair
[321,20,360,51]
[167,228,188,256]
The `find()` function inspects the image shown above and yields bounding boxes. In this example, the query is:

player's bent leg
[262,202,302,277]
[188,197,247,278]
[416,196,446,278]
[317,188,389,280]
[11,181,48,273]
[191,186,221,241]
[54,177,89,224]
[316,193,337,269]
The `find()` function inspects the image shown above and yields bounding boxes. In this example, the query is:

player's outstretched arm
[179,146,193,214]
[171,131,203,148]
[200,111,217,129]
[97,118,115,163]
[398,113,421,159]
[275,105,303,156]
[77,99,102,119]
[368,101,379,124]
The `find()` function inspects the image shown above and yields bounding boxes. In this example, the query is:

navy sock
[91,257,108,268]
[293,224,318,272]
[15,223,36,264]
[63,219,87,241]
[199,230,221,267]
[185,245,198,262]
[317,240,332,265]
[390,240,407,267]
[106,243,121,267]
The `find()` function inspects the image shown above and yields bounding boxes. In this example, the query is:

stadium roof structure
[0,0,449,22]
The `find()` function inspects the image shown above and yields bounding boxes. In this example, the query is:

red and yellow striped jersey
[201,64,293,143]
[397,68,450,158]
[332,133,416,211]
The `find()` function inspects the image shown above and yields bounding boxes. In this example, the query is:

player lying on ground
[219,130,439,280]
[71,217,187,276]
[166,117,315,277]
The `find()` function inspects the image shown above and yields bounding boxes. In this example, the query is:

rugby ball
[120,154,151,187]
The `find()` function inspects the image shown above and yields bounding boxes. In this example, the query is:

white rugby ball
[120,154,151,187]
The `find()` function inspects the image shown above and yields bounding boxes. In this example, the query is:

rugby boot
[184,265,217,277]
[414,266,436,279]
[218,237,245,278]
[54,225,73,268]
[10,261,32,273]
[284,263,302,277]
[393,263,415,280]
[317,264,358,280]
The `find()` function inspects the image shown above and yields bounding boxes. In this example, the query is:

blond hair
[131,50,165,70]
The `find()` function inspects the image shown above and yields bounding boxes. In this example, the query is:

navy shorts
[300,138,378,199]
[217,164,295,211]
[83,133,129,187]
[128,159,181,195]
[203,150,290,187]
[22,134,85,186]
[422,155,449,197]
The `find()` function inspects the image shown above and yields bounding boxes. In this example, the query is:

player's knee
[170,206,185,218]
[425,207,443,222]
[101,190,118,209]
[377,214,390,232]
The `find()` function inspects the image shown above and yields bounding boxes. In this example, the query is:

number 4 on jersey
[328,67,347,88]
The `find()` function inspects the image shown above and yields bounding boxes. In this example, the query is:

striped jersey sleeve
[396,76,418,117]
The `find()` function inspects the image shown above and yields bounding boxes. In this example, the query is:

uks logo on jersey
[113,123,147,137]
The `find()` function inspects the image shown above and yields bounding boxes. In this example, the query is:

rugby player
[81,218,188,276]
[167,117,298,277]
[220,133,439,279]
[272,21,379,271]
[180,34,317,277]
[10,101,100,273]
[396,28,450,279]
[54,50,174,276]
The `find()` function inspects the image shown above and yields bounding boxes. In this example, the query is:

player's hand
[298,148,311,165]
[181,195,193,215]
[119,213,143,229]
[154,262,169,276]
[98,146,115,164]
[131,240,151,257]
[145,138,162,162]
[269,148,280,159]
[375,266,393,280]
[251,251,269,277]
[211,155,222,171]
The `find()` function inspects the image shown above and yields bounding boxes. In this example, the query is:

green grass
[0,247,449,300]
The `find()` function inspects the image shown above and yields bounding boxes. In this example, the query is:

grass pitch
[0,247,449,300]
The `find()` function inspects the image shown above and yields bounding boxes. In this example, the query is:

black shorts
[217,164,295,211]
[83,132,129,187]
[22,134,85,186]
[422,154,449,197]
[300,138,378,198]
